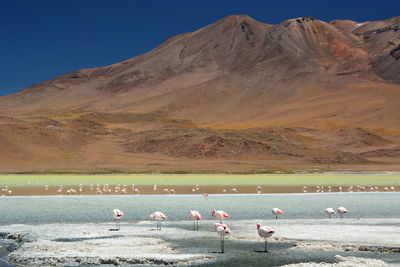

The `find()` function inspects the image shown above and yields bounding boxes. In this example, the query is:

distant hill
[1,15,399,173]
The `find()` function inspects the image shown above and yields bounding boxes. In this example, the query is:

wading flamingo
[256,224,275,252]
[325,207,335,218]
[272,208,284,219]
[150,211,167,230]
[112,209,124,230]
[214,223,227,231]
[212,210,230,223]
[189,210,203,230]
[216,224,231,253]
[337,207,349,219]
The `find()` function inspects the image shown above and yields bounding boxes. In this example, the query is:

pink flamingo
[212,210,230,223]
[272,208,284,219]
[325,207,335,218]
[112,209,124,230]
[216,224,231,253]
[256,224,275,252]
[203,193,209,200]
[150,211,167,230]
[214,222,227,231]
[337,207,349,219]
[189,210,203,230]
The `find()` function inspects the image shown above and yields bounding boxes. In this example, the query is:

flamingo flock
[109,208,275,254]
[109,204,352,253]
[325,207,350,219]
[1,183,398,196]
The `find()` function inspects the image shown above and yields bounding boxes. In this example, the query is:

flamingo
[56,185,63,194]
[216,224,231,253]
[272,208,284,219]
[113,209,124,230]
[214,222,227,231]
[202,193,209,200]
[256,224,275,252]
[212,210,230,223]
[325,207,335,218]
[189,210,203,230]
[150,211,167,230]
[337,207,349,219]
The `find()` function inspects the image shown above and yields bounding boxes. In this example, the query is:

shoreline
[1,219,400,266]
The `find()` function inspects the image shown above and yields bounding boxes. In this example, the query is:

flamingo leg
[275,215,278,220]
[264,239,269,252]
[193,221,196,231]
[340,213,343,219]
[221,236,224,253]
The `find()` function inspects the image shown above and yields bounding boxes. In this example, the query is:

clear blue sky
[1,0,399,96]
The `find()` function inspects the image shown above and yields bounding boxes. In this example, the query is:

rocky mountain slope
[0,15,399,173]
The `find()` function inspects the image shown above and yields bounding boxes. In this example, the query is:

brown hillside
[0,15,400,173]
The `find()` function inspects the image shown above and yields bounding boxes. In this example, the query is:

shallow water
[1,193,400,266]
[0,193,400,225]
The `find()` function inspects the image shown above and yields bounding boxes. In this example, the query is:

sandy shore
[1,218,400,266]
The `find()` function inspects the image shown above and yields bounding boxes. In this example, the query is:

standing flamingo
[212,210,230,223]
[337,207,349,219]
[150,211,167,230]
[272,208,284,219]
[325,207,335,218]
[256,224,275,252]
[112,209,124,230]
[189,210,203,230]
[216,224,231,253]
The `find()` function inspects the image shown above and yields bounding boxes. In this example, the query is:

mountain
[1,15,400,173]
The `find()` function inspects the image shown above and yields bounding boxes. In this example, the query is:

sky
[1,0,399,96]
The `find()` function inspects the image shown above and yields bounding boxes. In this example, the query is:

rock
[0,232,10,238]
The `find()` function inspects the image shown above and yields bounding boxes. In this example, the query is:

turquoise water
[0,192,399,225]
[1,193,400,266]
